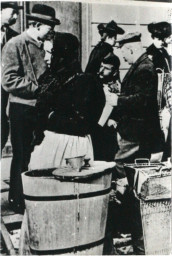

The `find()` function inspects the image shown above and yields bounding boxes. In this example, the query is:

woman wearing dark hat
[85,20,124,75]
[147,22,171,72]
[147,21,171,162]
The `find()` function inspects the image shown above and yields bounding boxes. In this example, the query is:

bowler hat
[104,20,125,36]
[27,4,60,26]
[118,32,141,47]
[148,22,171,39]
[1,2,23,10]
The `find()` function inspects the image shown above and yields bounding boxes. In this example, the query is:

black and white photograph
[1,0,171,255]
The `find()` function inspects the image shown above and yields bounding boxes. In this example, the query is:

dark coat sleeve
[116,63,158,118]
[7,27,18,41]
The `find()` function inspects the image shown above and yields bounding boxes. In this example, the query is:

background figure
[1,1,23,152]
[147,22,171,161]
[163,33,172,161]
[2,4,59,213]
[85,20,124,75]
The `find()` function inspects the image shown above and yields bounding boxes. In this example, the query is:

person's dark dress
[85,41,113,75]
[146,44,171,160]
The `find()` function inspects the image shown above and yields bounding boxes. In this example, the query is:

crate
[124,159,171,200]
[140,174,171,200]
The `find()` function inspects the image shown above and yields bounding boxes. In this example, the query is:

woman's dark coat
[34,69,99,143]
[146,44,171,73]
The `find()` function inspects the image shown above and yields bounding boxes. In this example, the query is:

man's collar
[103,41,113,48]
[26,30,43,49]
[106,80,114,85]
[96,41,113,50]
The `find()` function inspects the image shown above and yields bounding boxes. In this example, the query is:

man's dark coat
[90,79,118,161]
[113,53,164,155]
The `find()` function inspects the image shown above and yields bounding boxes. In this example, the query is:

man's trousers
[9,102,36,208]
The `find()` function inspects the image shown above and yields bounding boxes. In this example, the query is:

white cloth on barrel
[29,130,94,170]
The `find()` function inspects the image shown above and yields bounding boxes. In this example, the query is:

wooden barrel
[22,161,115,255]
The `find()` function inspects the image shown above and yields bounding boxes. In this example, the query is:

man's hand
[160,107,171,141]
[31,131,45,148]
[107,119,118,128]
[150,152,163,163]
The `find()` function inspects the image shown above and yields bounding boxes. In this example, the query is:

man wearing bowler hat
[85,20,124,75]
[1,2,23,152]
[2,4,60,213]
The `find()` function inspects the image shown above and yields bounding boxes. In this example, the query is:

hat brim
[105,26,125,35]
[117,35,142,48]
[26,14,60,26]
[1,3,23,9]
[116,26,125,35]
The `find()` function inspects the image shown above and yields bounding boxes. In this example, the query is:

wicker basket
[124,159,171,200]
[140,199,171,255]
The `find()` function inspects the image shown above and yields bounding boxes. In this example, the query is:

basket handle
[134,158,150,165]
